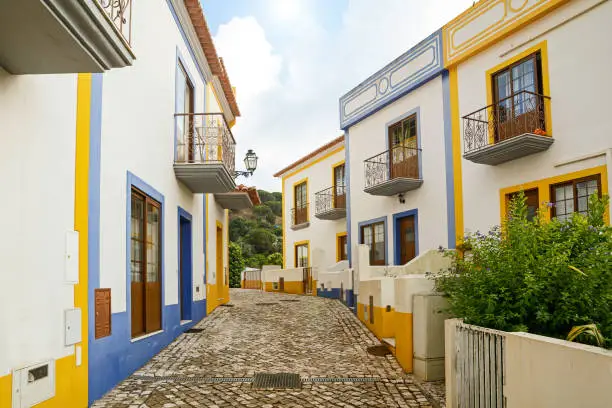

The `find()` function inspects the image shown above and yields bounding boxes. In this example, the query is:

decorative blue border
[441,71,456,249]
[177,206,193,321]
[384,107,423,180]
[345,130,352,268]
[357,216,388,265]
[392,209,419,265]
[339,30,443,130]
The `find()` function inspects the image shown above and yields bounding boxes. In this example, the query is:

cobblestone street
[93,289,442,408]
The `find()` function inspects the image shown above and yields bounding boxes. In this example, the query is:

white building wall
[458,0,612,233]
[282,146,347,272]
[347,77,449,266]
[99,0,211,313]
[0,70,78,375]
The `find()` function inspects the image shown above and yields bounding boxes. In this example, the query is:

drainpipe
[607,149,612,218]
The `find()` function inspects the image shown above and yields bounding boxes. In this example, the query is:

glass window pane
[130,194,145,283]
[564,185,573,200]
[556,201,566,215]
[555,186,565,201]
[566,198,574,214]
[146,203,160,283]
[578,196,588,213]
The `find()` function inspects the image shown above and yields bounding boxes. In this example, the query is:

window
[175,62,195,163]
[295,243,309,267]
[492,52,545,141]
[388,115,419,179]
[360,221,386,265]
[551,175,601,221]
[293,181,308,225]
[506,188,539,221]
[130,188,162,338]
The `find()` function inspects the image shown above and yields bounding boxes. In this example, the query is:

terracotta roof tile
[273,135,345,178]
[236,184,261,206]
[183,0,240,117]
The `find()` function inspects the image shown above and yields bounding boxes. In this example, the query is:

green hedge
[434,193,612,347]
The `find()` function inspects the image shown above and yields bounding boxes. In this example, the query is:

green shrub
[433,192,612,347]
[229,242,245,288]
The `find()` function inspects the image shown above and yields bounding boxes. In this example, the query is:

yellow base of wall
[206,282,229,314]
[0,354,87,408]
[264,281,304,294]
[311,280,317,296]
[242,280,262,289]
[394,311,414,373]
[356,303,396,339]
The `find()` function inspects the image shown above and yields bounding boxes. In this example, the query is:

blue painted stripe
[345,130,352,268]
[442,71,456,249]
[87,73,103,343]
[392,209,419,265]
[357,216,389,265]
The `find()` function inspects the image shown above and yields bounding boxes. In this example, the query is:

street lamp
[234,149,258,178]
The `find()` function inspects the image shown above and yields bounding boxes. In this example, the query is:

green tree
[272,192,282,201]
[246,227,276,254]
[246,254,267,269]
[228,242,245,288]
[229,217,256,242]
[266,200,282,217]
[434,192,612,347]
[266,252,283,267]
[253,205,276,225]
[257,190,274,203]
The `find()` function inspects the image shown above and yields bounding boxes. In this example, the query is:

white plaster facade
[456,0,612,233]
[0,70,79,377]
[346,76,451,268]
[276,140,347,276]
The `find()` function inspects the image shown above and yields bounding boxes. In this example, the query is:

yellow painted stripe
[449,67,464,246]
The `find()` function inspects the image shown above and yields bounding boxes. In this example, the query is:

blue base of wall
[317,288,342,299]
[89,299,206,404]
[345,290,355,308]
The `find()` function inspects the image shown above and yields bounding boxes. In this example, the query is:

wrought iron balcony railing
[291,203,309,227]
[315,186,346,216]
[463,90,551,155]
[97,0,132,45]
[364,145,421,190]
[174,113,236,175]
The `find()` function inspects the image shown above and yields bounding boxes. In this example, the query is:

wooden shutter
[95,288,112,339]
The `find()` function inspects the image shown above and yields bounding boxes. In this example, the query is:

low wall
[393,276,434,373]
[357,278,395,339]
[445,319,612,408]
[262,268,305,294]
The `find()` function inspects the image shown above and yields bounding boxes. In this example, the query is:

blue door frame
[393,209,419,265]
[178,207,192,321]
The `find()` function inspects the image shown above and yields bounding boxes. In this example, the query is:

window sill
[130,329,164,343]
[180,320,192,326]
[290,222,310,231]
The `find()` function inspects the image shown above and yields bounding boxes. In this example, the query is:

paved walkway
[93,289,442,408]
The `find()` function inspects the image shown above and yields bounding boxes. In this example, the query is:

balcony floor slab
[464,133,554,165]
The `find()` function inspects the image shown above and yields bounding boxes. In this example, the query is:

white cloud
[213,0,473,191]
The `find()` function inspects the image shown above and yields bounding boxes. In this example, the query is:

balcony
[0,0,134,74]
[214,192,253,210]
[364,146,422,196]
[174,113,236,194]
[463,91,553,165]
[290,204,309,230]
[314,186,346,220]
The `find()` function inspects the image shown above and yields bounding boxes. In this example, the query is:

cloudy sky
[201,0,473,191]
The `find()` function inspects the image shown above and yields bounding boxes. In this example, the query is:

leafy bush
[253,205,276,225]
[433,192,612,347]
[266,252,283,267]
[246,254,268,269]
[228,242,245,288]
[246,227,277,253]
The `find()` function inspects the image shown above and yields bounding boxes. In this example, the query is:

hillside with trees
[228,189,283,287]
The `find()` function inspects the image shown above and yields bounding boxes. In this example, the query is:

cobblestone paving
[93,289,443,408]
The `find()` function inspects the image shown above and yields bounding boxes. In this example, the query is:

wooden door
[279,277,285,292]
[294,182,308,224]
[131,191,161,337]
[493,53,542,142]
[398,215,416,265]
[333,164,346,209]
[216,225,224,300]
[338,235,348,261]
[388,115,418,180]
